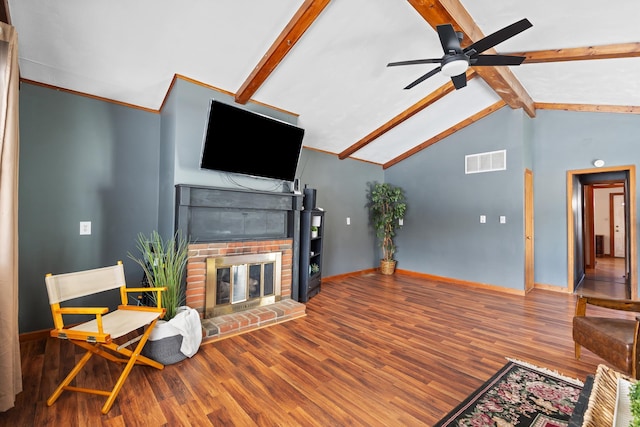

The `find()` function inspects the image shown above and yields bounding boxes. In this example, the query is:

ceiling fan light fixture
[391,19,532,90]
[440,57,468,77]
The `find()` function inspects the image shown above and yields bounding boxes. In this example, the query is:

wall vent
[465,149,506,174]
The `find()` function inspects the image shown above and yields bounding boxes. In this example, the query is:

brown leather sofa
[573,295,640,379]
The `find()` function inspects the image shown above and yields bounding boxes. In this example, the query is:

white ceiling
[7,0,640,166]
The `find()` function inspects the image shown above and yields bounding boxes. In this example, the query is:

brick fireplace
[186,239,305,341]
[176,185,307,342]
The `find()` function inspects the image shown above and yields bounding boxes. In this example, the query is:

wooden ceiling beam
[507,42,640,63]
[406,0,536,118]
[338,70,477,159]
[235,0,330,104]
[536,102,640,115]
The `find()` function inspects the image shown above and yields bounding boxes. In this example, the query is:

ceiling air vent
[465,149,506,174]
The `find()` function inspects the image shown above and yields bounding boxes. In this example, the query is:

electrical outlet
[346,217,351,225]
[80,221,91,235]
[480,215,486,224]
[500,216,506,224]
[399,218,404,226]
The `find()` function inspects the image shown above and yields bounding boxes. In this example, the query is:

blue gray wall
[297,149,383,275]
[387,107,640,293]
[18,83,161,333]
[532,110,640,288]
[17,80,380,333]
[386,107,528,290]
[17,79,640,333]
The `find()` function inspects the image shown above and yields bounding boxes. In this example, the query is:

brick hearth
[186,239,306,342]
[200,299,306,341]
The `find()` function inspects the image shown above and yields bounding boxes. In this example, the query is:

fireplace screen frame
[205,252,282,317]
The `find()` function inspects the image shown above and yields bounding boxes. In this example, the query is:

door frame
[566,165,637,298]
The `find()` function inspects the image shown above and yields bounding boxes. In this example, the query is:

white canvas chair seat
[45,261,167,414]
[70,308,161,339]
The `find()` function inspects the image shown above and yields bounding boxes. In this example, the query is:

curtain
[0,21,21,412]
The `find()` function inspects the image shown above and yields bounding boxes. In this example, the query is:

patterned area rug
[434,359,584,427]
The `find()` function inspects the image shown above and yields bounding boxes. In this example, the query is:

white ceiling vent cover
[465,150,506,174]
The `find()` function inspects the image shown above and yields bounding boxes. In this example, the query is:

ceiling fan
[388,18,532,90]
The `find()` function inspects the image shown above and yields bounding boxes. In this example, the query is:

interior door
[583,184,595,269]
[524,169,534,293]
[612,193,626,257]
[624,178,632,288]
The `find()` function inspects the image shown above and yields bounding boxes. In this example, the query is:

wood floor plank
[159,397,212,427]
[0,273,612,425]
[202,383,257,427]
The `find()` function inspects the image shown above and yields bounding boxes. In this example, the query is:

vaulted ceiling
[5,0,640,168]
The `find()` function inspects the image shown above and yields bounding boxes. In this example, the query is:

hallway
[575,256,628,299]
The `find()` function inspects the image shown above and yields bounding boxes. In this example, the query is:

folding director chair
[45,261,167,414]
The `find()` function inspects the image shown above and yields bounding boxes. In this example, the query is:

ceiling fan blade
[464,18,532,56]
[471,54,526,66]
[404,67,441,90]
[437,24,462,53]
[387,58,442,67]
[451,73,467,89]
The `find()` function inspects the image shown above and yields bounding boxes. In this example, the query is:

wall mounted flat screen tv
[200,100,305,182]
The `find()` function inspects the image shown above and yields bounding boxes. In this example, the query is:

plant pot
[141,306,203,365]
[380,259,396,275]
[311,230,318,238]
[142,320,188,365]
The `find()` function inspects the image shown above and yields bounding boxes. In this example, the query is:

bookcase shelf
[299,209,324,302]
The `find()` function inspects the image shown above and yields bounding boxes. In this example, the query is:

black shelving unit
[299,209,324,302]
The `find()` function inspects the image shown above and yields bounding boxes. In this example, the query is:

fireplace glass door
[216,263,273,305]
[206,253,281,317]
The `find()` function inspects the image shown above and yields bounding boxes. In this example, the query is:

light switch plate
[80,221,91,235]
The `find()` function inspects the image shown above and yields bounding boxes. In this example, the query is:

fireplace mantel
[175,184,303,300]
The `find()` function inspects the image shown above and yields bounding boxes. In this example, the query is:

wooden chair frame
[45,261,167,414]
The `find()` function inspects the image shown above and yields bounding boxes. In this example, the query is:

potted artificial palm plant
[367,182,407,275]
[129,230,201,364]
[130,230,188,320]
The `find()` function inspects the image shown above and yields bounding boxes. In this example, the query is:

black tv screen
[200,100,305,182]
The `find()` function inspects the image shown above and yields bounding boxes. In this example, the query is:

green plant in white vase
[128,230,189,321]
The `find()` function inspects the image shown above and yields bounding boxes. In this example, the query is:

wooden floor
[1,273,622,426]
[577,256,628,299]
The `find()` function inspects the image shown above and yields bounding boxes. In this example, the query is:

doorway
[566,165,637,299]
[582,184,627,298]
